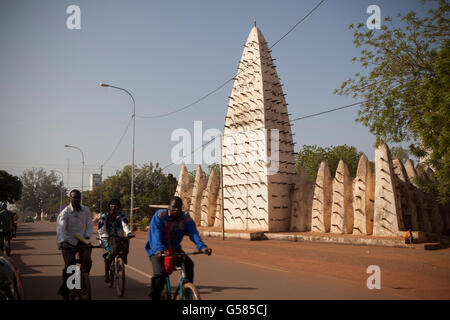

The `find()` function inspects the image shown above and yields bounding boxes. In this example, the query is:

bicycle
[67,234,102,300]
[0,256,24,300]
[0,232,11,257]
[160,251,208,300]
[100,235,135,297]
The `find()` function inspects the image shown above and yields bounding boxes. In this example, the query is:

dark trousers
[58,242,92,299]
[148,248,194,300]
[0,232,11,254]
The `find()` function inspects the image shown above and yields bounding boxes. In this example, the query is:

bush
[136,216,150,231]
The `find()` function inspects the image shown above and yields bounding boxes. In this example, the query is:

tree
[0,170,22,203]
[295,145,328,181]
[188,170,196,183]
[335,0,450,203]
[390,146,410,163]
[17,168,67,215]
[295,145,363,182]
[83,162,177,220]
[413,39,450,199]
[207,163,221,182]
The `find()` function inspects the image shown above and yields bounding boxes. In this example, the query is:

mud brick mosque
[174,24,449,238]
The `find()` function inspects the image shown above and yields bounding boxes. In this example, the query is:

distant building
[90,173,101,191]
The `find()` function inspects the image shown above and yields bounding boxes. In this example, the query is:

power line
[102,117,133,166]
[269,0,326,49]
[161,99,365,171]
[290,100,366,122]
[136,0,326,119]
[161,135,219,171]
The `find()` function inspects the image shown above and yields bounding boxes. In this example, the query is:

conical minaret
[222,23,296,231]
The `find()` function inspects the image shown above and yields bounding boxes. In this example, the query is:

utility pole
[99,165,103,213]
[53,170,64,213]
[64,145,85,204]
[220,134,225,240]
[101,83,136,231]
[67,159,70,193]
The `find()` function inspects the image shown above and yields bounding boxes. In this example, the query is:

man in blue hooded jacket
[145,196,211,300]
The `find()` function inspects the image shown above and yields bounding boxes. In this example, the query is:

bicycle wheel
[80,272,91,300]
[115,258,125,297]
[176,282,201,300]
[160,279,169,300]
[5,238,11,256]
[108,262,115,288]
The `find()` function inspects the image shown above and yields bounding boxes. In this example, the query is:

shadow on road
[196,285,257,294]
[9,254,41,275]
[10,240,34,251]
[21,274,151,300]
[18,231,56,237]
[16,253,60,257]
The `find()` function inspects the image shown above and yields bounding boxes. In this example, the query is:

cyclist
[0,203,14,256]
[98,198,133,283]
[12,212,18,238]
[145,196,212,300]
[56,189,93,300]
[0,255,23,299]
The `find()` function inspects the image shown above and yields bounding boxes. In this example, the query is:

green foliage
[188,170,196,183]
[295,145,363,181]
[17,168,67,214]
[390,146,410,163]
[335,0,450,203]
[413,40,450,201]
[0,170,22,203]
[207,163,221,182]
[83,162,177,217]
[135,216,150,231]
[188,164,221,185]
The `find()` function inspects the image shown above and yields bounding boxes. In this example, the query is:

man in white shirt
[56,189,93,299]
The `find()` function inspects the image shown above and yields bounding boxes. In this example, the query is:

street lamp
[52,170,64,213]
[101,83,136,231]
[64,144,85,204]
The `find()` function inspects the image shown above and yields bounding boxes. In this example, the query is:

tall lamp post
[64,144,85,204]
[101,83,136,231]
[52,170,64,213]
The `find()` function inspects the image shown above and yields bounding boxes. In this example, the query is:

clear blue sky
[0,0,430,190]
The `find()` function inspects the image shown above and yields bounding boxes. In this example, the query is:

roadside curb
[198,230,412,248]
[198,230,267,241]
[262,233,410,248]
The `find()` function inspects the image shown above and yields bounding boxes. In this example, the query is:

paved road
[8,222,450,300]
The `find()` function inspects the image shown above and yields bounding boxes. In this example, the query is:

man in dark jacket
[0,203,14,256]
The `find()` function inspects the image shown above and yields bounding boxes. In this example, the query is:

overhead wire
[136,0,326,119]
[102,116,133,166]
[161,135,220,171]
[160,97,364,171]
[290,100,366,122]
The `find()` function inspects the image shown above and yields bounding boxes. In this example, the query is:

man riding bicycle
[145,196,212,300]
[12,212,18,238]
[56,189,93,300]
[98,198,133,283]
[0,203,14,256]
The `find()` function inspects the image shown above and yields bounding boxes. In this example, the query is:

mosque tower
[222,22,296,231]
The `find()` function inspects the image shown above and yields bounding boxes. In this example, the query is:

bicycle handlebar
[96,234,135,241]
[73,234,102,248]
[161,251,208,257]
